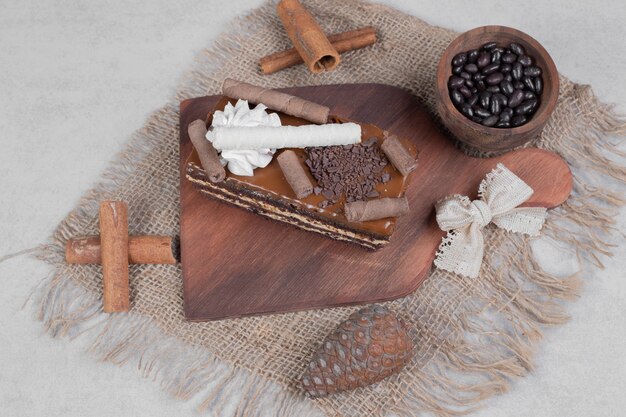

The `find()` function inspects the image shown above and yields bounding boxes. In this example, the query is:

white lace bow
[434,163,547,278]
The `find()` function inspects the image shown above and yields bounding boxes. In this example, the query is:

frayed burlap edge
[27,1,626,416]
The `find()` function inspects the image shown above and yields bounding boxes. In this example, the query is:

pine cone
[302,305,414,397]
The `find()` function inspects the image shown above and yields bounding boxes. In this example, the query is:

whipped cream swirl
[207,99,281,176]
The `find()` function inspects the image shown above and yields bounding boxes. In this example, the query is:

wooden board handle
[66,235,177,265]
[99,201,130,313]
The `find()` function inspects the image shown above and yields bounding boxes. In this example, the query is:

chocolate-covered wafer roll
[188,120,226,183]
[345,197,410,222]
[381,135,417,176]
[222,78,330,124]
[277,150,313,199]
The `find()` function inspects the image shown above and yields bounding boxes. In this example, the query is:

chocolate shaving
[187,120,226,183]
[305,139,389,205]
[381,134,417,176]
[277,150,313,199]
[345,197,410,222]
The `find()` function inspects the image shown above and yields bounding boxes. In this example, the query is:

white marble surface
[0,0,624,416]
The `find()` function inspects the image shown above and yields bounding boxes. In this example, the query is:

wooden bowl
[435,26,559,154]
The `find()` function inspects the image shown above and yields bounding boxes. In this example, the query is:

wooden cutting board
[179,84,572,321]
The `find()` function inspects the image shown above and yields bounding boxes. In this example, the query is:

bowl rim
[436,25,559,136]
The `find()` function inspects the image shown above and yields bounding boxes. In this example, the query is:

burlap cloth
[34,1,626,416]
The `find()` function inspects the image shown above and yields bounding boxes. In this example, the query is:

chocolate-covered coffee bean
[499,107,513,123]
[490,95,502,115]
[518,55,532,66]
[473,73,486,81]
[450,89,465,106]
[464,63,479,73]
[502,53,517,64]
[495,120,511,128]
[486,85,501,93]
[534,77,543,94]
[524,90,536,100]
[508,89,524,108]
[512,63,523,80]
[494,93,508,107]
[479,91,491,109]
[486,72,504,85]
[482,62,500,75]
[467,94,479,106]
[500,80,514,96]
[522,76,535,91]
[482,42,497,50]
[474,107,491,118]
[460,103,474,117]
[460,71,472,80]
[511,114,527,127]
[482,115,499,127]
[449,76,465,89]
[515,99,537,115]
[524,66,541,77]
[452,52,467,67]
[513,81,524,90]
[465,79,475,88]
[504,73,513,83]
[477,52,490,68]
[468,49,480,63]
[500,63,512,73]
[509,43,525,56]
[459,86,472,98]
[491,50,502,63]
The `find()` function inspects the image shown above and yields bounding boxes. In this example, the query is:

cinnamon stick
[99,201,130,313]
[381,135,418,177]
[276,0,340,74]
[188,120,226,183]
[66,235,177,265]
[277,150,314,198]
[222,78,330,124]
[260,27,377,75]
[345,197,410,222]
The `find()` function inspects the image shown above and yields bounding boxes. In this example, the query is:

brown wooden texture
[66,235,176,265]
[179,84,572,321]
[436,26,559,153]
[99,201,130,313]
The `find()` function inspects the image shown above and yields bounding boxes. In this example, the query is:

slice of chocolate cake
[185,98,418,250]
